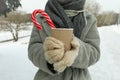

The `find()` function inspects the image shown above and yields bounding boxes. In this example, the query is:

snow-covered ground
[0,25,120,80]
[89,25,120,80]
[0,37,37,80]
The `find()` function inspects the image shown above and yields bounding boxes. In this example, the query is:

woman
[28,0,101,80]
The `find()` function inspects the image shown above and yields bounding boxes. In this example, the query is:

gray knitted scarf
[45,0,86,38]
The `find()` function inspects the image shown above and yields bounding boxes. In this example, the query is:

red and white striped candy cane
[31,9,56,30]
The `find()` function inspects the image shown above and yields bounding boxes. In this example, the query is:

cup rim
[52,28,73,30]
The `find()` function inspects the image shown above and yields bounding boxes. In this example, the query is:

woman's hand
[54,36,80,72]
[43,37,65,64]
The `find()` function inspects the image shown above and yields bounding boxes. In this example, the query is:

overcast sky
[18,0,120,13]
[97,0,120,12]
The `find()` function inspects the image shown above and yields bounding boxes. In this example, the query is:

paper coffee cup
[51,28,73,51]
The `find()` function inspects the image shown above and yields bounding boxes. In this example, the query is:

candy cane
[31,9,56,30]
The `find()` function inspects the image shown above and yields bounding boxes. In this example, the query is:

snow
[0,25,120,80]
[0,37,37,80]
[89,25,120,80]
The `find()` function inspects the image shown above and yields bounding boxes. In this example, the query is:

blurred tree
[97,11,118,27]
[85,0,101,17]
[0,0,21,17]
[0,11,29,41]
[23,13,32,23]
[85,0,118,27]
[118,12,120,25]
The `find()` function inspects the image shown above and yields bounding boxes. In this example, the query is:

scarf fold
[45,0,86,38]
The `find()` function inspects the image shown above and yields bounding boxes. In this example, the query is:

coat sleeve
[28,26,57,76]
[71,20,100,69]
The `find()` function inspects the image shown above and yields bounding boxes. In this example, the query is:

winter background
[0,0,120,80]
